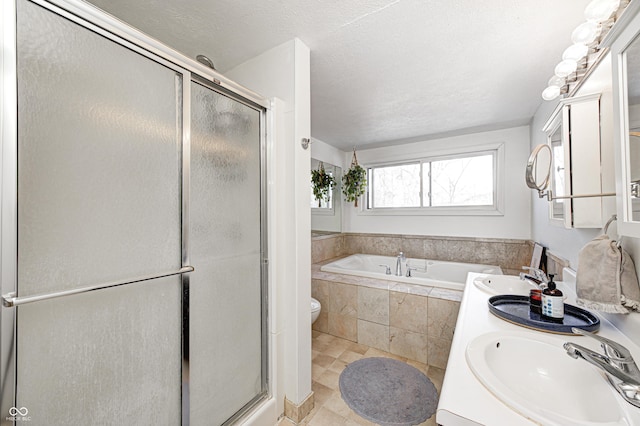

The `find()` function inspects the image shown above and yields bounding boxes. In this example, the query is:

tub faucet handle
[406,266,418,277]
[379,264,392,275]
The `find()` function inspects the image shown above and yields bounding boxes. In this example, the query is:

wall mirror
[525,144,553,193]
[311,158,342,234]
[526,141,571,225]
[612,5,640,237]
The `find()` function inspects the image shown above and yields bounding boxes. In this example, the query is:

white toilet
[311,298,321,324]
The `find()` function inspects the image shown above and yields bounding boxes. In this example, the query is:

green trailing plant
[342,149,367,207]
[311,162,336,206]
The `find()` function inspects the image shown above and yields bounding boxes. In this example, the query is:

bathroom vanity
[437,270,640,425]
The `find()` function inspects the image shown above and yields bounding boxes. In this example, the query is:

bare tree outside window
[371,163,420,208]
[430,155,493,206]
[366,151,496,210]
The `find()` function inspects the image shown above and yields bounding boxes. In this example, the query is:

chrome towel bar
[1,266,194,308]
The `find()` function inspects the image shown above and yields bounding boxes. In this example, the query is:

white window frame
[359,142,505,216]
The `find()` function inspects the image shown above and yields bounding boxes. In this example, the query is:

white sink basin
[466,331,630,426]
[473,274,538,295]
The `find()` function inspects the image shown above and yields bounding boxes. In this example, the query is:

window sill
[357,206,504,217]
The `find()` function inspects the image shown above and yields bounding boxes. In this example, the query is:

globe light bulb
[562,44,589,61]
[584,0,620,22]
[548,75,566,88]
[571,21,600,45]
[555,59,578,78]
[542,86,561,101]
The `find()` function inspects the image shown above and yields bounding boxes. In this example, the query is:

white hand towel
[576,235,640,314]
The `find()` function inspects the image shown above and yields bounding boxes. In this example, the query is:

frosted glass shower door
[189,81,266,425]
[13,1,184,424]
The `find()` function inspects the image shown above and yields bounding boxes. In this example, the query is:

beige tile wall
[312,275,460,369]
[311,234,347,264]
[312,232,534,275]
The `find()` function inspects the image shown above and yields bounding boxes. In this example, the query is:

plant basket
[342,149,367,207]
[311,161,336,206]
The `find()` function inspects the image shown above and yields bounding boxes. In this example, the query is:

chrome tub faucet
[395,251,406,276]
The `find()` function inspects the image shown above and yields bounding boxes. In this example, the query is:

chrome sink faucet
[520,266,548,286]
[396,251,406,276]
[564,328,640,408]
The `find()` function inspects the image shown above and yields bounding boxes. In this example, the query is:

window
[366,150,498,212]
[429,154,494,206]
[368,163,421,208]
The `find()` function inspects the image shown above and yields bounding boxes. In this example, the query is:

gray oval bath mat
[339,357,437,426]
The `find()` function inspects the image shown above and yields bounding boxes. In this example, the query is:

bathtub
[320,254,502,291]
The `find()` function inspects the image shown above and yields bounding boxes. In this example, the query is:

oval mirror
[525,144,553,191]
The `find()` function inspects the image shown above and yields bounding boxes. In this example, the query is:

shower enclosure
[1,0,268,424]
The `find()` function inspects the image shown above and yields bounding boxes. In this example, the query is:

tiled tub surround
[312,265,461,369]
[311,233,533,276]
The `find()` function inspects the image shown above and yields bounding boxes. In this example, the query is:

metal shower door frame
[188,75,270,426]
[0,0,270,424]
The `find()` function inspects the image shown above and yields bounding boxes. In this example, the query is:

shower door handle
[1,266,194,308]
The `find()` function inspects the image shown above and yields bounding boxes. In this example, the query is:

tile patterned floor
[278,331,444,426]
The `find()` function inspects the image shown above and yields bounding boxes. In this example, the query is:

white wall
[342,126,532,239]
[311,137,346,169]
[226,38,312,415]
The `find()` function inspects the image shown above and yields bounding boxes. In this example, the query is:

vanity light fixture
[541,0,626,101]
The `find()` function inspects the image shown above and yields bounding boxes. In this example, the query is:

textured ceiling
[85,0,591,149]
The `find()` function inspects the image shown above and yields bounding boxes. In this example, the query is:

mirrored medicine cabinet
[612,2,640,238]
[539,91,612,229]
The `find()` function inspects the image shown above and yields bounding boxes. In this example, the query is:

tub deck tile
[428,287,463,302]
[389,282,434,297]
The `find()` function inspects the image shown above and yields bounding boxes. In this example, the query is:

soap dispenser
[541,274,564,322]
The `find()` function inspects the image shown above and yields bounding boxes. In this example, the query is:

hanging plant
[311,161,336,206]
[342,148,367,207]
